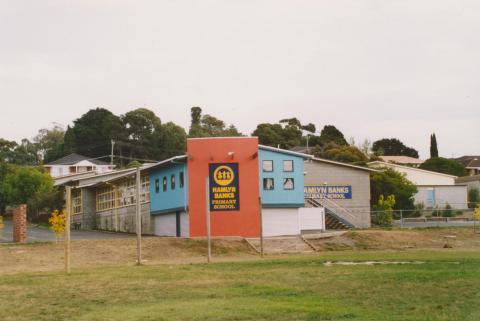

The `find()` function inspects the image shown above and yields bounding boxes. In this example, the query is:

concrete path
[0,220,134,243]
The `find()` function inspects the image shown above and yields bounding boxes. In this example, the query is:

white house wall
[415,186,468,209]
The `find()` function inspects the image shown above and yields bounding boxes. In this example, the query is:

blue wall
[149,163,188,214]
[258,149,305,207]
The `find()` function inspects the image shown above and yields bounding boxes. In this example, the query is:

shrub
[468,188,480,209]
[412,202,425,218]
[443,203,453,217]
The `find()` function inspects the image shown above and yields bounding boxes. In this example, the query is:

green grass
[1,250,479,321]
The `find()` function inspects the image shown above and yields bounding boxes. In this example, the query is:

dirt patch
[0,237,257,274]
[307,228,480,251]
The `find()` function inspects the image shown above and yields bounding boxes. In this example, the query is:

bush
[443,203,453,217]
[468,188,479,209]
[412,202,425,218]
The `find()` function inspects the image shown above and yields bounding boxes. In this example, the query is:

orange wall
[187,137,260,237]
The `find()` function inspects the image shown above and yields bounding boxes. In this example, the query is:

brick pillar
[13,204,27,243]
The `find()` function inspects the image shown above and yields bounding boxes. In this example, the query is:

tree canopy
[313,143,369,166]
[188,107,242,138]
[252,118,314,149]
[370,168,418,211]
[372,138,419,158]
[419,157,467,177]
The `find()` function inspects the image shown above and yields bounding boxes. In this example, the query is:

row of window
[262,160,293,172]
[155,171,184,193]
[96,176,150,212]
[263,177,294,191]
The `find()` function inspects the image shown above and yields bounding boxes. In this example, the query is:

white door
[262,208,300,237]
[298,207,325,231]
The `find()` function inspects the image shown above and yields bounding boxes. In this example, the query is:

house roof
[46,153,110,166]
[466,158,480,169]
[309,157,378,172]
[380,155,424,165]
[259,145,313,159]
[454,156,480,168]
[368,161,458,178]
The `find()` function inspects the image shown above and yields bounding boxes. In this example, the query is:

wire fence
[370,208,477,229]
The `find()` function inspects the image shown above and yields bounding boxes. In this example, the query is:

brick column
[13,204,27,243]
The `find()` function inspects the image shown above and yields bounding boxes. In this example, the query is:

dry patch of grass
[308,227,480,251]
[0,237,256,274]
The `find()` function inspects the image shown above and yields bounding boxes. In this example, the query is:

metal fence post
[400,210,403,229]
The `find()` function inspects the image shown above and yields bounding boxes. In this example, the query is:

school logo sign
[209,163,240,211]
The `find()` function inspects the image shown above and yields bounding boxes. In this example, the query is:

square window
[163,176,167,191]
[283,160,293,172]
[155,178,160,193]
[263,178,274,190]
[179,171,184,188]
[262,160,273,172]
[283,178,294,190]
[171,174,176,190]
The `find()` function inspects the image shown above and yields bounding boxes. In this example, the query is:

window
[283,160,293,172]
[262,160,273,172]
[71,189,83,215]
[96,176,150,211]
[283,178,294,190]
[155,178,160,193]
[171,174,176,190]
[263,178,274,190]
[96,186,115,211]
[163,176,167,191]
[179,171,184,188]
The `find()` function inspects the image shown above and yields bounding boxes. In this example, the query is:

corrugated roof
[380,156,424,164]
[368,161,458,178]
[46,153,110,166]
[309,157,378,172]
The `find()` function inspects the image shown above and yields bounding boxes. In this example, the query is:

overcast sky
[1,0,479,159]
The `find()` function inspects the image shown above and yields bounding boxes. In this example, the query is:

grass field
[1,249,479,321]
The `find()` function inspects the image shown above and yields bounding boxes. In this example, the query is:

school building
[55,137,374,237]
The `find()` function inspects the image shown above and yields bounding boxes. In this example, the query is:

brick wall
[13,204,27,243]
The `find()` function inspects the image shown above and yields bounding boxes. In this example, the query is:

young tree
[373,194,395,227]
[419,157,467,177]
[370,168,418,211]
[49,209,66,243]
[430,133,439,158]
[372,138,419,158]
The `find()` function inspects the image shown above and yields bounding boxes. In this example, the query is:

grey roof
[259,145,313,159]
[46,153,110,166]
[454,156,480,168]
[310,157,378,172]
